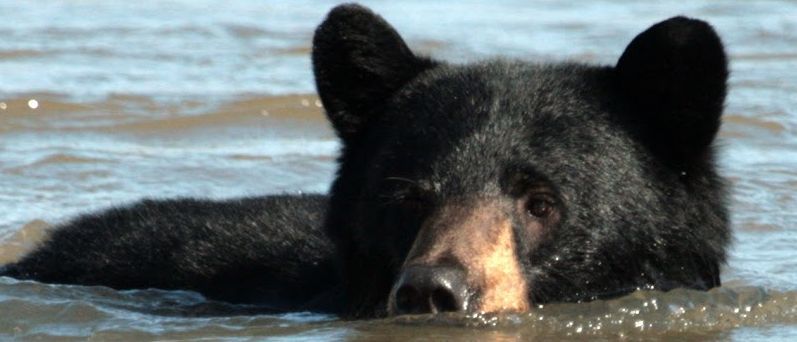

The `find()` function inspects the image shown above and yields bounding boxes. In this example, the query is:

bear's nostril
[430,287,459,313]
[390,266,468,315]
[395,285,426,314]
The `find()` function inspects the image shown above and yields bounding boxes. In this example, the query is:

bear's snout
[387,200,531,315]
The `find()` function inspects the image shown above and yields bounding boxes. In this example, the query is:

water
[1,0,796,340]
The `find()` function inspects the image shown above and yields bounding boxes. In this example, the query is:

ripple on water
[2,277,797,340]
[380,287,797,339]
[0,0,796,340]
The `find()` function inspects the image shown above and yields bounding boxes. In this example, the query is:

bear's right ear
[312,4,437,142]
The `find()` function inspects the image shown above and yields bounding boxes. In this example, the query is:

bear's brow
[382,177,436,196]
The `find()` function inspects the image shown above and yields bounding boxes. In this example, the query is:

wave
[0,93,330,133]
[0,276,794,339]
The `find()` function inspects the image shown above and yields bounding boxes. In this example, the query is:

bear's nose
[389,266,469,315]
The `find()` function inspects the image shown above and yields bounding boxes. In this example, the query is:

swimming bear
[1,4,729,318]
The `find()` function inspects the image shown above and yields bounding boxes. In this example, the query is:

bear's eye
[525,195,556,219]
[399,196,428,212]
[387,188,432,214]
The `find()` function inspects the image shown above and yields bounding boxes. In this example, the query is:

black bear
[1,4,730,318]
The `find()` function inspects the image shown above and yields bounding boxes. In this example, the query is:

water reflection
[1,0,796,340]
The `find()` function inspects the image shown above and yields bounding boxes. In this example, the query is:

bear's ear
[312,4,437,141]
[616,17,728,162]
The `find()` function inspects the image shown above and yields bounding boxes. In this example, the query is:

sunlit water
[1,0,796,340]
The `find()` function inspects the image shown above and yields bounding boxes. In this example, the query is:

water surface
[1,0,796,340]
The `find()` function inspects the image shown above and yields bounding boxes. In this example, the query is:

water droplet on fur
[27,99,38,109]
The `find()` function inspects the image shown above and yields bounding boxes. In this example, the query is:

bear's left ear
[616,16,728,161]
[312,4,437,142]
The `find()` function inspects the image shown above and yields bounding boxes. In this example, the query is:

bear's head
[313,4,729,318]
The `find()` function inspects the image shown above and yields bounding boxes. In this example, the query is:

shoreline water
[2,0,796,340]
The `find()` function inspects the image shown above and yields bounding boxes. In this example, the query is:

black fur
[312,4,437,142]
[616,16,728,164]
[1,4,730,319]
[3,195,341,312]
[317,5,729,317]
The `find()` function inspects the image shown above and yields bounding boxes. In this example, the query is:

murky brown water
[1,0,797,340]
